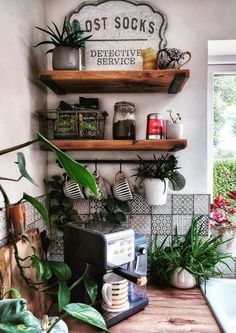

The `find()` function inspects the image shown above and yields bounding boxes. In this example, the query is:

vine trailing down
[0,132,108,333]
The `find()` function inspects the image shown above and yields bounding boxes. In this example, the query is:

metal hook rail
[56,158,155,167]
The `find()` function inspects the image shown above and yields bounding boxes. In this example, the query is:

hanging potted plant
[149,216,232,289]
[166,109,183,139]
[210,191,236,256]
[34,18,92,70]
[132,154,185,205]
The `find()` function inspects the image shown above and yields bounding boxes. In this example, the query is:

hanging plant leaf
[36,133,97,196]
[84,278,98,305]
[22,193,50,228]
[48,261,71,281]
[58,281,70,310]
[16,152,38,186]
[63,303,108,332]
[8,288,21,299]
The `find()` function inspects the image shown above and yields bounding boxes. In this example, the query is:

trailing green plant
[166,109,182,123]
[132,154,186,191]
[46,174,80,236]
[92,195,130,225]
[149,215,232,286]
[34,17,92,53]
[0,133,108,332]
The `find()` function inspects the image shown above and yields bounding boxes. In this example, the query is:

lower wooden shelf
[45,139,187,152]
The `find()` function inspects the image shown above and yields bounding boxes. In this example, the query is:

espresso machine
[64,222,149,327]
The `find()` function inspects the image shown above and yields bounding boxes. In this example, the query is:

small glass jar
[112,101,136,140]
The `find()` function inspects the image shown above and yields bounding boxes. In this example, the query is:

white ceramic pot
[211,227,236,256]
[169,267,196,289]
[166,122,183,139]
[144,178,168,205]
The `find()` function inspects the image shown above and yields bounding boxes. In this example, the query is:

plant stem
[0,139,38,156]
[47,313,68,333]
[69,263,88,291]
[0,176,23,182]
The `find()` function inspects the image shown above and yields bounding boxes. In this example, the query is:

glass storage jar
[112,101,136,140]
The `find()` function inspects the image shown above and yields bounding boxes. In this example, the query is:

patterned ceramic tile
[130,193,151,215]
[196,215,209,236]
[151,194,172,214]
[73,199,90,214]
[194,194,210,215]
[49,254,64,261]
[173,195,194,214]
[172,215,193,235]
[130,215,151,234]
[89,199,105,214]
[24,202,36,226]
[151,215,172,235]
[150,234,171,251]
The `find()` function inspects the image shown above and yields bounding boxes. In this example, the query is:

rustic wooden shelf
[44,139,187,152]
[39,69,190,95]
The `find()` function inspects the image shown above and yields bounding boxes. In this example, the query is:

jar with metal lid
[113,101,136,140]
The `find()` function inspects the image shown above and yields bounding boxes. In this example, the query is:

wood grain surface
[50,286,221,333]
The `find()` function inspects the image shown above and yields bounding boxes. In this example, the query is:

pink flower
[210,190,236,228]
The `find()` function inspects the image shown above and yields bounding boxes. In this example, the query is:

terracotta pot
[169,267,196,289]
[8,203,26,234]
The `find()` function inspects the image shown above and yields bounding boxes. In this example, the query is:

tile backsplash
[0,193,235,277]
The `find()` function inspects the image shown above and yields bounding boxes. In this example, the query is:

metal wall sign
[65,0,168,70]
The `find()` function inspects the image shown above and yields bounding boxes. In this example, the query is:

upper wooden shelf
[45,139,187,152]
[39,69,190,95]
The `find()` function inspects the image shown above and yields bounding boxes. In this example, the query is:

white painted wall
[0,0,48,206]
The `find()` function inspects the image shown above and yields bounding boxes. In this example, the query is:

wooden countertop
[61,286,221,333]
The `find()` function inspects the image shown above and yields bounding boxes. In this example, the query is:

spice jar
[113,101,136,140]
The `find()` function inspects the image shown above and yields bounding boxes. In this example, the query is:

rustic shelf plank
[39,69,190,94]
[43,139,187,152]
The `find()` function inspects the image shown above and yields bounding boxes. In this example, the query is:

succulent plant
[34,18,92,53]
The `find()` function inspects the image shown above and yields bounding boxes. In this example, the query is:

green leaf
[17,152,38,186]
[36,133,97,196]
[40,261,53,280]
[84,278,98,304]
[31,255,44,279]
[63,303,108,332]
[23,193,50,228]
[116,211,126,222]
[48,261,71,281]
[58,281,70,310]
[8,288,21,299]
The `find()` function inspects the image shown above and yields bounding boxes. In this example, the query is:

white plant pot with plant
[166,109,183,139]
[210,191,236,256]
[132,154,186,206]
[144,178,169,206]
[34,18,92,70]
[169,267,196,289]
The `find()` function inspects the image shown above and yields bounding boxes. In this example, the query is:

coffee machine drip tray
[100,297,149,328]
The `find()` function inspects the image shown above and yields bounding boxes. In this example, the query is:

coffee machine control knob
[137,247,147,255]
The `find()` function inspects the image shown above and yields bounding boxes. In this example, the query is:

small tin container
[146,113,164,139]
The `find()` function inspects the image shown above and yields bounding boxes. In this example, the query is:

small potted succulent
[132,154,185,205]
[166,109,183,139]
[34,18,92,70]
[210,191,236,256]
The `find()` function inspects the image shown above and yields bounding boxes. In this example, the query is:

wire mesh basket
[36,108,108,140]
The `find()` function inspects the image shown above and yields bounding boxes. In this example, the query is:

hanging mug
[157,48,191,69]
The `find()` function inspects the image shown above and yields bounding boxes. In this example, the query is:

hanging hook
[119,159,122,173]
[95,159,98,173]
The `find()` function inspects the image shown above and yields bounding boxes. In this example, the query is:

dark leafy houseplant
[149,215,232,287]
[34,18,92,53]
[92,195,130,225]
[0,133,108,332]
[132,154,186,191]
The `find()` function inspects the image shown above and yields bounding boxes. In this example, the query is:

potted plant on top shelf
[210,191,236,256]
[149,215,232,289]
[132,154,185,206]
[34,17,92,70]
[166,109,183,139]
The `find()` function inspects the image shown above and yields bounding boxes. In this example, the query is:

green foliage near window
[213,159,236,198]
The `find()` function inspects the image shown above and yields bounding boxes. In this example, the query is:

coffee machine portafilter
[64,223,149,327]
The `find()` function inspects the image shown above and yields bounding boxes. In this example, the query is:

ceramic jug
[157,48,191,69]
